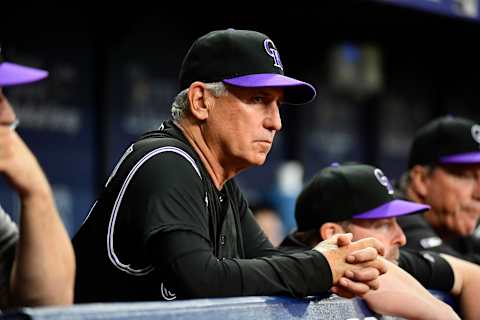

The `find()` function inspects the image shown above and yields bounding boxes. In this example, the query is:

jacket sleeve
[136,152,333,298]
[148,230,333,298]
[398,249,454,292]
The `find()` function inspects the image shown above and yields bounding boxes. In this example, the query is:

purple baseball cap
[179,29,316,105]
[295,164,430,231]
[0,61,48,87]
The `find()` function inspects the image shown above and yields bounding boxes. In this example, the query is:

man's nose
[392,222,407,247]
[264,103,282,132]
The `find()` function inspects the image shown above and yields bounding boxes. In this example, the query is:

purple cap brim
[352,199,430,220]
[0,62,48,87]
[439,151,480,164]
[223,73,316,105]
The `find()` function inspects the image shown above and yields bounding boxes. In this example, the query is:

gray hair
[398,164,435,197]
[398,171,412,196]
[170,82,227,121]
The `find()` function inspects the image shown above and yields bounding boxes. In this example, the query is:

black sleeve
[148,230,333,298]
[398,249,454,292]
[138,153,333,298]
[399,215,480,264]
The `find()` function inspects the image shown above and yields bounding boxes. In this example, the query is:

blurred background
[0,0,479,241]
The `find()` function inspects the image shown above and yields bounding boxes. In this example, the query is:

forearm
[9,190,75,307]
[363,259,459,320]
[457,281,479,320]
[151,231,332,298]
[441,254,480,320]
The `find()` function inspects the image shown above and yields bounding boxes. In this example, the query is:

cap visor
[223,73,316,105]
[0,62,48,87]
[439,151,480,164]
[352,199,430,219]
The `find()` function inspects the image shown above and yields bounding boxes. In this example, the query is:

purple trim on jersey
[352,199,430,220]
[222,73,316,104]
[0,62,48,87]
[439,151,480,164]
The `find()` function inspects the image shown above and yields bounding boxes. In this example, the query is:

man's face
[347,217,407,263]
[422,164,480,236]
[204,85,283,170]
[0,89,17,126]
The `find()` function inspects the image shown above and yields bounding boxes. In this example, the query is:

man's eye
[253,96,265,103]
[374,222,390,231]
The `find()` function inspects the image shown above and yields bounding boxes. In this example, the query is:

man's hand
[313,234,387,298]
[0,127,51,199]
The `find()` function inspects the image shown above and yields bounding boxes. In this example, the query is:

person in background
[0,52,75,307]
[397,116,480,264]
[282,163,478,319]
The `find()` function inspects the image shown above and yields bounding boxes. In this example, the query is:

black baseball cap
[408,116,480,168]
[0,48,48,87]
[295,164,429,231]
[179,29,316,105]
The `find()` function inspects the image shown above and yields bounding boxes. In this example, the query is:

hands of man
[313,233,387,298]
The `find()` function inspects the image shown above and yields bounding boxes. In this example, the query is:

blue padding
[0,292,457,320]
[1,295,378,320]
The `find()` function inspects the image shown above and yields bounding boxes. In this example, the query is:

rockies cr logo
[161,282,176,301]
[264,39,283,71]
[471,124,480,145]
[374,168,394,195]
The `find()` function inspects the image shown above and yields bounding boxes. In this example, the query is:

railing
[0,293,447,320]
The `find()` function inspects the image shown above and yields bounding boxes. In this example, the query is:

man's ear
[320,222,345,241]
[409,165,430,198]
[187,81,210,121]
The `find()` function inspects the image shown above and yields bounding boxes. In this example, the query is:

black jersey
[280,233,454,292]
[398,248,454,292]
[73,120,333,303]
[398,214,480,265]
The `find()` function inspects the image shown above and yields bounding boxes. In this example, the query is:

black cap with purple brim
[408,115,480,168]
[179,29,316,105]
[295,164,430,231]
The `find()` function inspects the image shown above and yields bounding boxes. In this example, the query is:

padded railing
[0,294,420,320]
[0,291,457,320]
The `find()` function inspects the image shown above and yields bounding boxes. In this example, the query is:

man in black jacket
[397,116,480,264]
[73,29,386,302]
